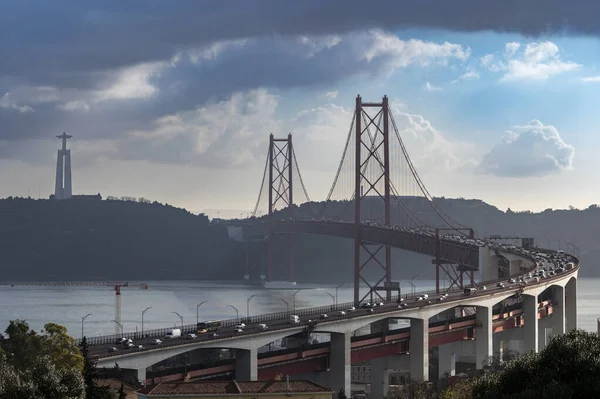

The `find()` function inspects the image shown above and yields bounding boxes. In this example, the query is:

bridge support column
[565,278,577,331]
[409,318,428,382]
[479,247,498,281]
[475,307,492,370]
[235,348,257,381]
[370,355,410,398]
[551,285,565,338]
[523,295,538,353]
[137,368,147,386]
[438,343,456,378]
[330,332,351,396]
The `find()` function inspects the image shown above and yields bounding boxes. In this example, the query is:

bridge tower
[267,133,295,282]
[354,95,392,305]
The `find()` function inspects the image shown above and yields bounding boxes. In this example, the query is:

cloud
[1,1,599,90]
[392,112,476,172]
[0,93,34,113]
[482,41,580,81]
[0,30,469,145]
[322,91,339,100]
[114,89,280,168]
[479,120,575,177]
[424,82,442,91]
[582,76,600,82]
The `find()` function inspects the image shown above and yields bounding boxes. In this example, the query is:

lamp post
[324,292,335,305]
[247,295,258,319]
[293,288,310,313]
[335,283,345,305]
[196,301,207,325]
[141,307,152,338]
[171,312,184,331]
[410,274,420,296]
[404,280,416,297]
[228,305,239,322]
[277,298,290,312]
[81,313,92,339]
[111,319,123,338]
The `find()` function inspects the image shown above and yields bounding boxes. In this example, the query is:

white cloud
[505,42,521,55]
[479,120,574,177]
[322,91,339,100]
[94,62,165,101]
[582,76,600,82]
[393,113,475,171]
[116,89,280,167]
[57,99,91,112]
[459,69,480,80]
[424,81,442,91]
[482,41,580,81]
[362,30,470,71]
[0,93,34,113]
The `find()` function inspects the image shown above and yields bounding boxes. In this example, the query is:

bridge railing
[86,248,578,347]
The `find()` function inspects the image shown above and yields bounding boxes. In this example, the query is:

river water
[1,278,597,339]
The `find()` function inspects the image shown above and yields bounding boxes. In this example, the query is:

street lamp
[81,314,92,339]
[335,284,345,305]
[171,312,184,331]
[141,307,152,338]
[324,292,335,305]
[196,301,207,325]
[404,280,416,297]
[247,295,258,319]
[228,305,239,322]
[277,298,290,312]
[111,320,123,338]
[410,274,420,296]
[293,288,310,312]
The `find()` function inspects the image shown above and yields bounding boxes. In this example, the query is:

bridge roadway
[247,220,480,268]
[90,247,577,362]
[141,300,554,384]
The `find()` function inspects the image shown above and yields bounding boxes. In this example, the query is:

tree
[117,383,126,399]
[80,336,116,399]
[0,320,85,399]
[443,330,600,398]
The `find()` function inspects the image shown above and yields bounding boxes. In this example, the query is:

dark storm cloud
[1,0,599,88]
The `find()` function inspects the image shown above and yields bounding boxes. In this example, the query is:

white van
[165,328,181,339]
[290,315,300,324]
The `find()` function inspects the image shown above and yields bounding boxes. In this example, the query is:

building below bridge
[137,380,333,399]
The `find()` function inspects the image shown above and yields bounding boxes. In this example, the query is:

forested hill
[0,197,599,282]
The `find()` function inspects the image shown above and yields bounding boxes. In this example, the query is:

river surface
[1,278,597,339]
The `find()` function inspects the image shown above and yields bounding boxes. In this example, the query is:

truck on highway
[165,328,181,339]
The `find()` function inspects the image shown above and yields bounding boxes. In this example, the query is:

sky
[2,1,600,217]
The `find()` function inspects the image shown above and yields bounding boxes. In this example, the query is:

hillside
[0,197,598,283]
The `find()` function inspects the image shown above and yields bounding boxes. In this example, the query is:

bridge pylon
[267,133,294,282]
[354,95,392,305]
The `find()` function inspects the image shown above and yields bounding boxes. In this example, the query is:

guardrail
[87,247,578,350]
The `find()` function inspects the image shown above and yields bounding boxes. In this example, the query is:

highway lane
[90,249,577,360]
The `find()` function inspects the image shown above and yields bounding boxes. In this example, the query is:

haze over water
[1,278,596,339]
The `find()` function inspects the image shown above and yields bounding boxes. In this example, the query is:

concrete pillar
[54,150,64,199]
[137,368,147,386]
[409,318,428,382]
[551,285,566,338]
[475,307,492,369]
[565,278,577,331]
[523,295,538,353]
[479,247,498,281]
[509,259,521,276]
[370,355,410,398]
[235,348,257,381]
[438,343,456,378]
[330,332,351,396]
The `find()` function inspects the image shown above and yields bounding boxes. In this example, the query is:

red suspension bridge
[242,95,482,305]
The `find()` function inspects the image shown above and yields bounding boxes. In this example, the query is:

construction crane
[3,281,145,336]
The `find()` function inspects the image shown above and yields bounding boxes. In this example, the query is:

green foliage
[0,320,86,398]
[443,330,600,399]
[80,337,116,399]
[117,383,126,399]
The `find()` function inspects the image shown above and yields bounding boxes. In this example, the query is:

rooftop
[138,380,333,396]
